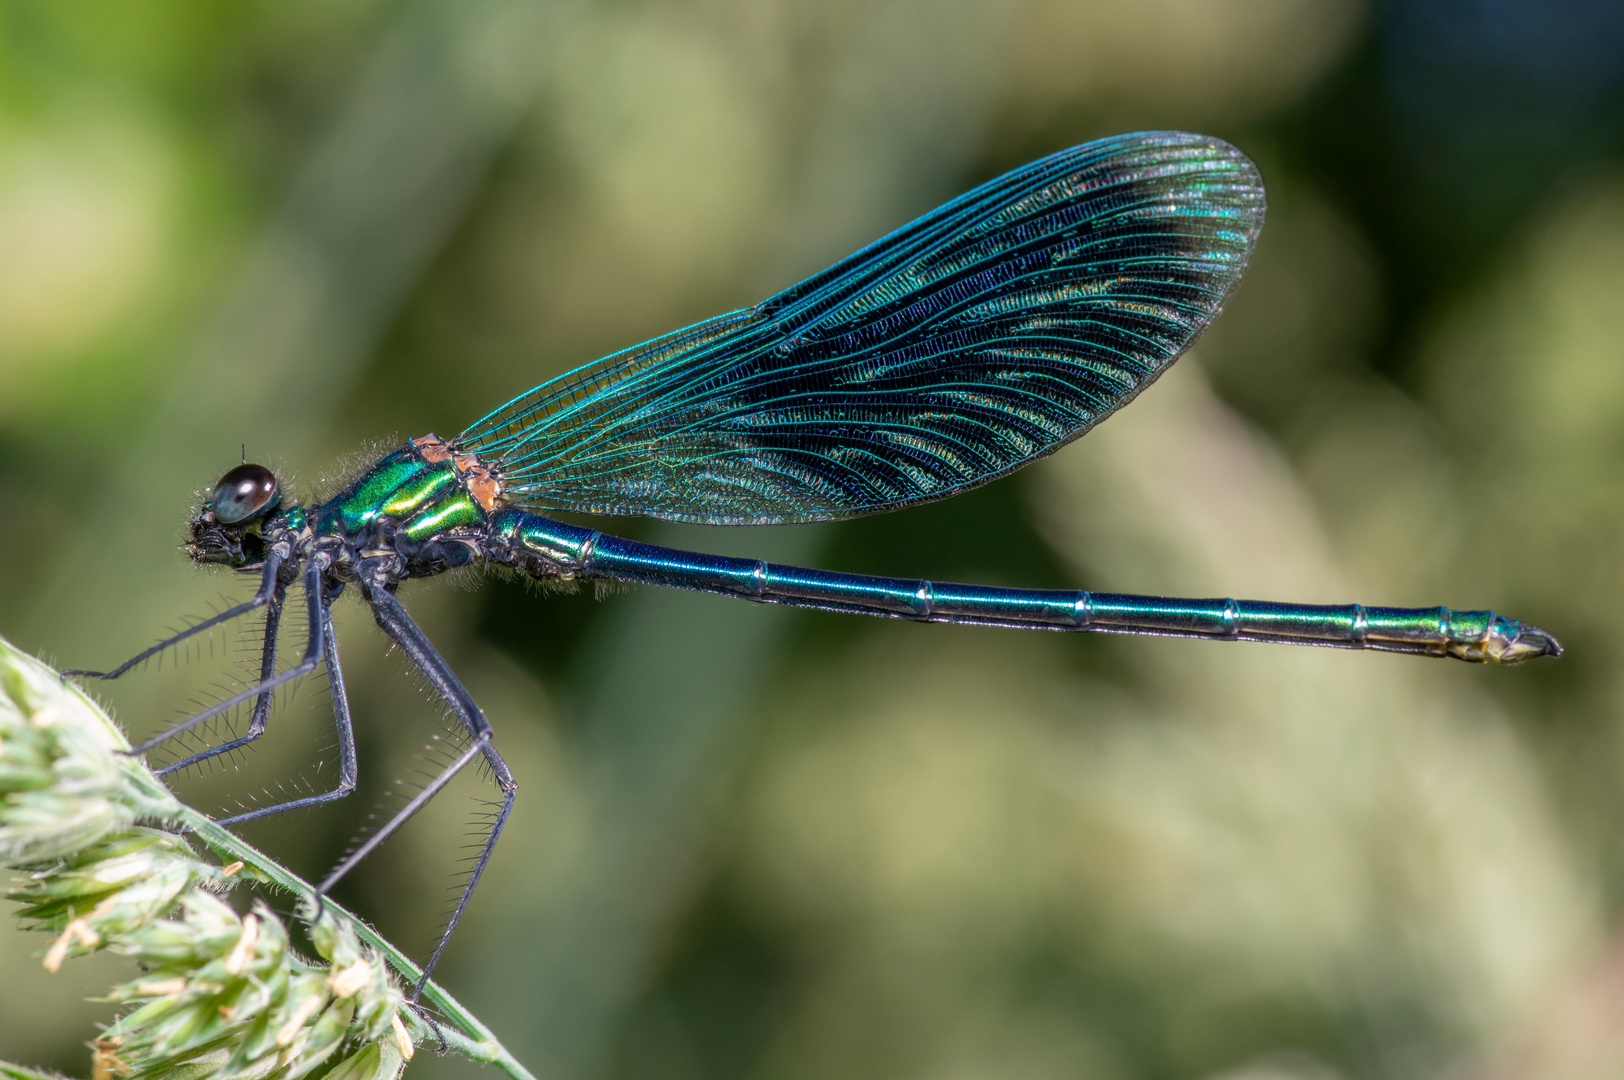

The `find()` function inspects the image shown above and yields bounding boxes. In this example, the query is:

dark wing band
[458,131,1265,525]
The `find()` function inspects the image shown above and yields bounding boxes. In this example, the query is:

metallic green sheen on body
[311,452,484,543]
[323,450,429,533]
[402,490,484,543]
[383,466,458,518]
[493,509,591,566]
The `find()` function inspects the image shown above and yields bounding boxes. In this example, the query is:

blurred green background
[4,0,1624,1078]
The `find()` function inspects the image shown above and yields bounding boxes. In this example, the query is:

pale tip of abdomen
[1512,624,1562,661]
[1483,617,1562,664]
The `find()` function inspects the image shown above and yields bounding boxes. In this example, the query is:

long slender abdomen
[488,510,1560,665]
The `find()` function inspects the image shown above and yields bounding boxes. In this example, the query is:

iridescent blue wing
[459,131,1264,525]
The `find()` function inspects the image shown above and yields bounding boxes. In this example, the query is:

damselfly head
[187,463,282,568]
[209,463,280,525]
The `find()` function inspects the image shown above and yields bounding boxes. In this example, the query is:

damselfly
[70,131,1559,994]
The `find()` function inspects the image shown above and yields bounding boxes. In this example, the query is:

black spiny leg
[155,586,286,777]
[318,582,517,996]
[127,555,329,758]
[219,609,359,824]
[66,552,286,682]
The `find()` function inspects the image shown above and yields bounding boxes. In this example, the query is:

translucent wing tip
[1097,130,1267,306]
[1124,129,1264,182]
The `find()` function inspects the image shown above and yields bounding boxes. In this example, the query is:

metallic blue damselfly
[69,131,1560,996]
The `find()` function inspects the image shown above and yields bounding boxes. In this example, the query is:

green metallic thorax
[313,448,487,546]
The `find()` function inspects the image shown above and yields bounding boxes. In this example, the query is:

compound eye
[211,463,280,525]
